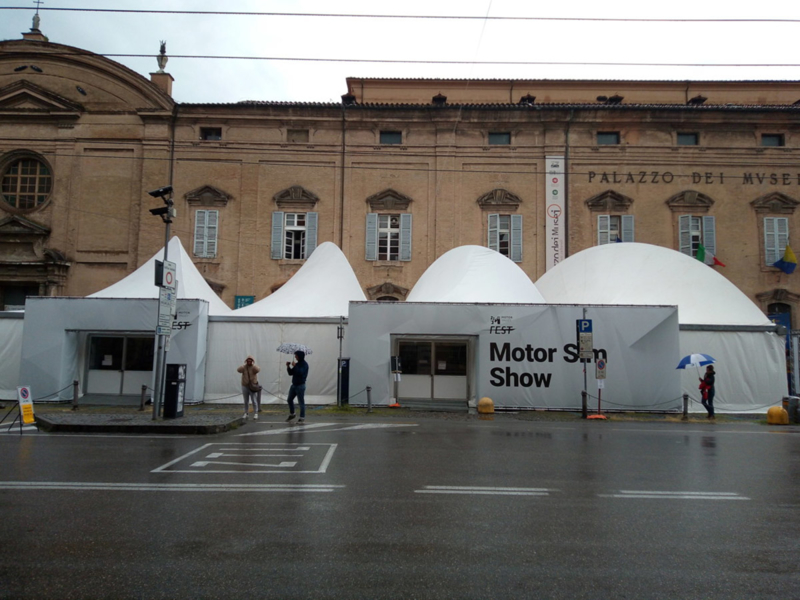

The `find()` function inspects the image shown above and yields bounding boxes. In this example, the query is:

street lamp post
[148,186,175,420]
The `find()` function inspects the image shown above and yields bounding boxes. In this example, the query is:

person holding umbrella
[700,365,716,420]
[286,350,309,423]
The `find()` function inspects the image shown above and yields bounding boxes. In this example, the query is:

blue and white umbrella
[276,343,313,356]
[676,353,715,370]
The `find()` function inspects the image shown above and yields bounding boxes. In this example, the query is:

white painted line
[318,443,337,473]
[218,446,310,451]
[238,423,418,437]
[415,485,557,497]
[0,481,342,493]
[190,461,297,468]
[206,453,303,458]
[600,490,750,500]
[152,443,213,472]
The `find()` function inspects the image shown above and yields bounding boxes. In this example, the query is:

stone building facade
[2,23,800,327]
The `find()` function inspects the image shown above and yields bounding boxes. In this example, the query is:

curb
[35,415,242,435]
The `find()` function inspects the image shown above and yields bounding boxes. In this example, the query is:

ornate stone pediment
[0,80,83,112]
[750,192,799,214]
[476,188,522,212]
[184,185,232,207]
[756,288,800,305]
[0,215,51,262]
[273,185,319,209]
[367,282,408,301]
[366,189,412,211]
[585,190,634,212]
[665,190,714,213]
[0,214,50,237]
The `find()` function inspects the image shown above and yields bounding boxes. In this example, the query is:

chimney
[150,72,174,96]
[432,93,447,105]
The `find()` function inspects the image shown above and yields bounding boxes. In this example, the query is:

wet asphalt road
[1,416,798,599]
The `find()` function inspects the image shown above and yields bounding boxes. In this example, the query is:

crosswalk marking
[239,422,418,437]
[190,460,297,468]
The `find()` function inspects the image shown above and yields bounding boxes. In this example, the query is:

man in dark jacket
[286,350,309,423]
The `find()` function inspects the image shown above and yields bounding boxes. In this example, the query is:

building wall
[3,38,800,326]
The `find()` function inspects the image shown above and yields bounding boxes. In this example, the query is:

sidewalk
[4,401,778,435]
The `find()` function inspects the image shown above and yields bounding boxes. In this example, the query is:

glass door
[87,335,155,395]
[397,340,469,401]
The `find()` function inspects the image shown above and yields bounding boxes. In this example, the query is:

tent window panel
[398,341,431,376]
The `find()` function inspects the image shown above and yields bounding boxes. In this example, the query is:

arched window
[1,155,52,210]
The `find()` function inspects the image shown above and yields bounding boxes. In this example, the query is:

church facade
[2,23,800,327]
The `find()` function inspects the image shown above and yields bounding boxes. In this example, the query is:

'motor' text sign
[17,386,34,425]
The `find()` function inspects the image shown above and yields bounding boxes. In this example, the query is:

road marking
[599,490,750,500]
[239,422,418,437]
[152,442,337,474]
[0,481,342,493]
[190,460,297,468]
[0,425,38,434]
[415,485,557,497]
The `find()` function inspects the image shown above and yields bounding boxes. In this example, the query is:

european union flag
[773,244,797,274]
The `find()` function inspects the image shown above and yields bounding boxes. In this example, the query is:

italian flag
[696,244,725,267]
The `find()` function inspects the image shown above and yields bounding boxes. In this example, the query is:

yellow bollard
[477,397,494,414]
[766,406,789,425]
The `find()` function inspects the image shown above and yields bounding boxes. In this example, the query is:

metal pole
[140,384,147,411]
[72,379,79,411]
[581,390,588,419]
[366,386,372,413]
[682,393,689,421]
[152,211,171,420]
[582,307,588,396]
[597,388,602,415]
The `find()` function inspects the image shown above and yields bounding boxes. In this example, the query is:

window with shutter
[193,209,219,258]
[764,217,789,266]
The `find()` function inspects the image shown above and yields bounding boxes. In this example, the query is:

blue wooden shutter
[194,210,207,256]
[305,212,318,257]
[205,210,219,257]
[510,215,523,262]
[365,213,378,261]
[597,215,610,245]
[679,215,692,256]
[271,211,284,260]
[621,215,634,243]
[702,216,716,263]
[488,214,499,251]
[400,213,413,261]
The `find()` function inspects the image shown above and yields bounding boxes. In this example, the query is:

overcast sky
[2,0,800,104]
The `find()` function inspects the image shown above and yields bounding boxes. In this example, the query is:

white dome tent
[535,243,785,413]
[407,245,545,303]
[205,242,367,406]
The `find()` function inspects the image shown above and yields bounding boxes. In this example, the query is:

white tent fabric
[89,237,231,316]
[0,314,23,399]
[233,242,366,317]
[407,245,546,303]
[534,242,770,326]
[535,242,785,413]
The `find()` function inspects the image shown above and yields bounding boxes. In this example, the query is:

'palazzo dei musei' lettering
[587,171,800,185]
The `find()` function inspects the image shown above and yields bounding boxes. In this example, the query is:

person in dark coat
[286,350,309,423]
[700,365,716,420]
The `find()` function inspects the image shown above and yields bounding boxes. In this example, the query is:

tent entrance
[395,337,472,410]
[86,335,155,395]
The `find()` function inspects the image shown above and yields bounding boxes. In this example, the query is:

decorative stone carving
[756,288,800,305]
[476,188,522,212]
[367,282,408,301]
[665,190,714,213]
[184,185,232,207]
[585,189,634,212]
[273,185,320,209]
[366,189,412,211]
[750,192,800,214]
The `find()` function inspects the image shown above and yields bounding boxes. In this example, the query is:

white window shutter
[305,212,318,257]
[488,214,499,251]
[206,210,219,258]
[194,210,207,257]
[621,215,634,243]
[777,217,790,263]
[365,213,378,261]
[271,212,284,260]
[764,217,789,266]
[679,215,692,256]
[597,215,610,245]
[400,213,413,261]
[702,216,716,263]
[510,214,523,262]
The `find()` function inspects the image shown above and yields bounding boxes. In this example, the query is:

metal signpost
[592,358,608,419]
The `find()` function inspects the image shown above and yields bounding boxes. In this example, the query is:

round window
[1,157,52,210]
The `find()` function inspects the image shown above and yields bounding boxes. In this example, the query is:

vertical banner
[545,156,565,271]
